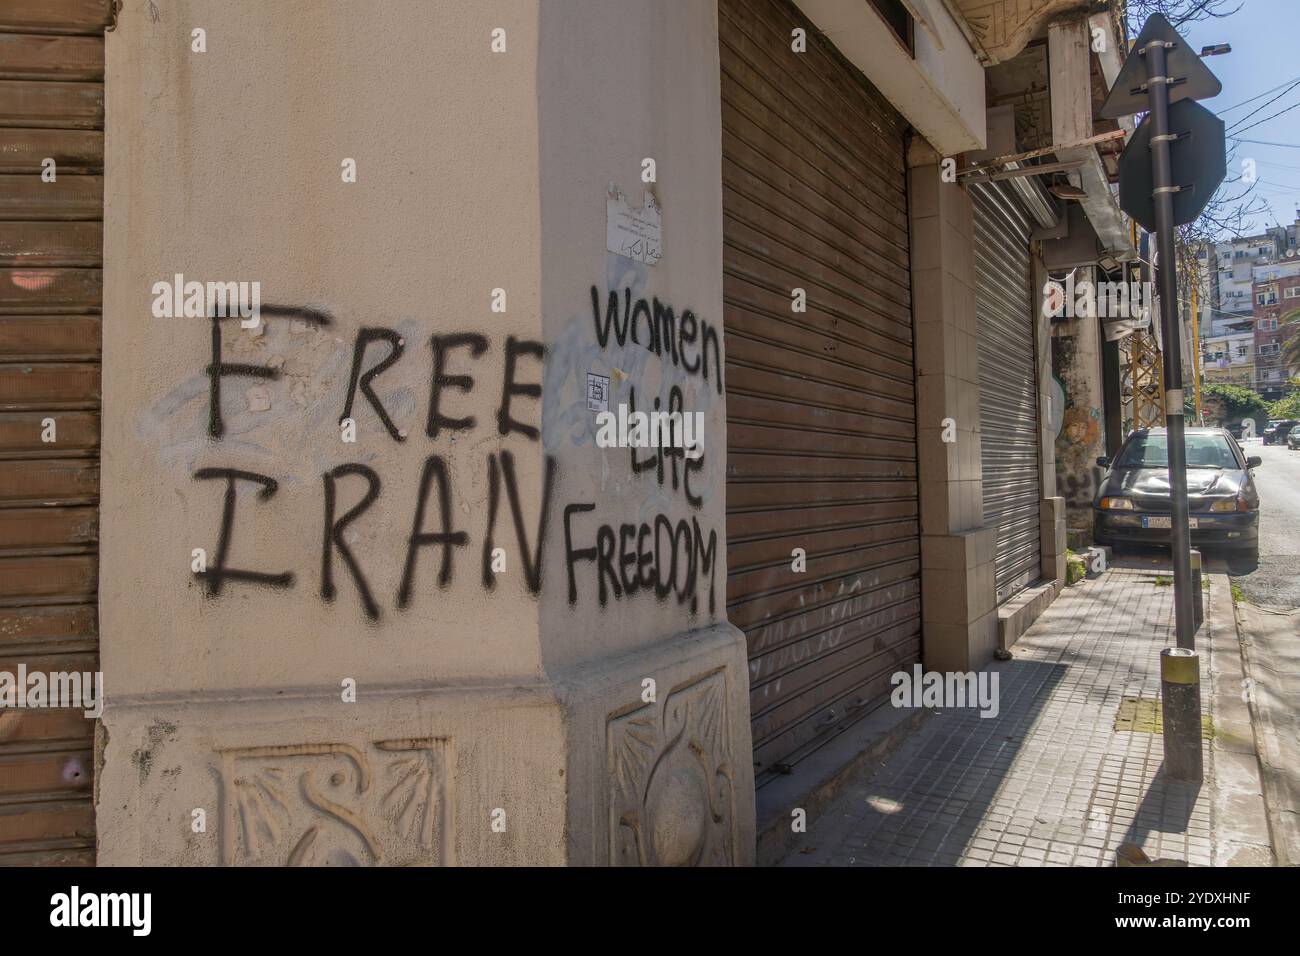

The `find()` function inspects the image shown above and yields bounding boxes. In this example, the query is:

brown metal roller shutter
[720,0,919,784]
[0,0,112,866]
[972,182,1041,603]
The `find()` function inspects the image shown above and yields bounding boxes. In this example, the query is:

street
[1227,438,1300,863]
[1109,437,1300,862]
[1221,439,1300,609]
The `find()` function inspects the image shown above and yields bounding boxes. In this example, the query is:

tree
[1121,0,1243,30]
[1282,310,1300,373]
[1200,381,1266,426]
[1270,389,1300,421]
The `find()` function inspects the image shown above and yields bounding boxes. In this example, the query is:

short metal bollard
[1160,647,1203,783]
[1189,549,1203,634]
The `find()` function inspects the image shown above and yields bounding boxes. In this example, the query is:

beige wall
[99,0,752,867]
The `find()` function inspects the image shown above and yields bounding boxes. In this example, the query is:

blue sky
[1179,0,1300,234]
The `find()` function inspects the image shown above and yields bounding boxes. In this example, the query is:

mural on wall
[1051,333,1104,515]
[173,277,723,622]
[1055,405,1102,509]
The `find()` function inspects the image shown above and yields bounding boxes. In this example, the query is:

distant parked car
[1226,421,1245,440]
[1288,428,1300,451]
[1263,419,1298,445]
[1093,427,1260,560]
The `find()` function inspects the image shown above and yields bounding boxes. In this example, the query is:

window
[867,0,914,54]
[1286,287,1300,299]
[1238,345,1248,357]
[1116,433,1241,470]
[1259,318,1278,330]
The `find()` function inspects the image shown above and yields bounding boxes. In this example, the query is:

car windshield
[1115,433,1240,470]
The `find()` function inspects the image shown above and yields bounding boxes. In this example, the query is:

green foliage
[1202,382,1266,417]
[1065,550,1086,586]
[1269,388,1300,421]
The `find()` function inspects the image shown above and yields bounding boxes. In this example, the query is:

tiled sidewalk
[780,569,1236,867]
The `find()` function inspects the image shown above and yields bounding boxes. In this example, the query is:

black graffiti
[498,336,544,440]
[591,285,722,394]
[482,450,557,594]
[626,385,705,509]
[397,455,468,607]
[192,468,294,595]
[341,327,406,442]
[206,304,331,438]
[563,505,717,614]
[321,463,382,621]
[427,333,488,439]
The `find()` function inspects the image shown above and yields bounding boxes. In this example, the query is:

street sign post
[1105,14,1228,783]
[1118,99,1226,233]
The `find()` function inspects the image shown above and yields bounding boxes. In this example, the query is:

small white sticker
[587,372,610,412]
[607,184,662,266]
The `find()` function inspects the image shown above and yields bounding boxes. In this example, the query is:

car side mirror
[1247,456,1262,468]
[1095,456,1109,467]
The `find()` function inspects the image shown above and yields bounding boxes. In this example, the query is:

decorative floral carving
[218,738,452,866]
[608,670,736,866]
[955,0,1087,64]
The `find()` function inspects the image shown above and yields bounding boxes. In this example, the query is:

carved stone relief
[217,737,453,866]
[608,669,737,866]
[955,0,1090,64]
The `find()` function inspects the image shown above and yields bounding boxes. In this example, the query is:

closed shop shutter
[0,0,112,865]
[972,181,1041,603]
[720,0,919,783]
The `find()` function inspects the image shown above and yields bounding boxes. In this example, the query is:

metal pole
[1161,648,1203,782]
[1144,39,1197,650]
[1191,282,1202,423]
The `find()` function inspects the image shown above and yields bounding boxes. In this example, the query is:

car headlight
[1210,496,1249,512]
[1100,497,1134,510]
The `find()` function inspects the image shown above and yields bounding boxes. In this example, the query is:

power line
[1225,81,1300,134]
[1217,74,1300,113]
[1232,137,1300,149]
[1230,100,1300,138]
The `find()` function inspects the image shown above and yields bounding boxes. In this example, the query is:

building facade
[1,0,1139,865]
[1198,218,1300,402]
[1253,270,1300,403]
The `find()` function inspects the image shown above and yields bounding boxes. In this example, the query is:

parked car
[1093,427,1260,560]
[1226,421,1244,440]
[1288,428,1300,451]
[1262,419,1298,445]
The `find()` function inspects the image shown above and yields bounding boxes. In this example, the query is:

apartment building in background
[1199,216,1300,401]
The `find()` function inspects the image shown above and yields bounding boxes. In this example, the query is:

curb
[1234,601,1296,867]
[1206,574,1276,866]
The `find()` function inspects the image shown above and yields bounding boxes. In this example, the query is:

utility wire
[1227,100,1300,139]
[1226,81,1300,134]
[1218,74,1300,114]
[1232,138,1300,149]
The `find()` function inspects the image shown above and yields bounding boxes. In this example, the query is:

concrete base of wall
[97,622,756,867]
[997,580,1058,651]
[754,700,929,866]
[920,527,998,673]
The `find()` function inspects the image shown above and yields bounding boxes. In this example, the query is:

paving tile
[777,570,1232,868]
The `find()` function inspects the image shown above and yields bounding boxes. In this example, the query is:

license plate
[1141,516,1197,529]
